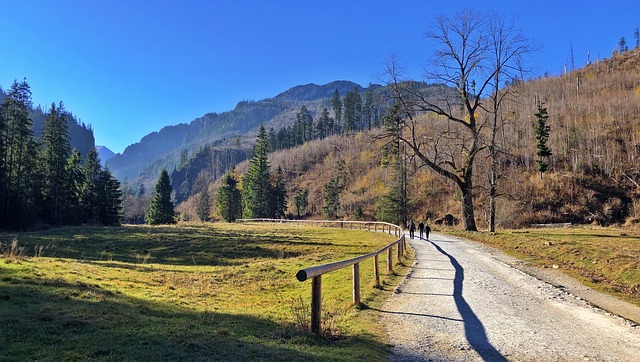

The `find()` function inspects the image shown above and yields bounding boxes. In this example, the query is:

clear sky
[1,0,638,153]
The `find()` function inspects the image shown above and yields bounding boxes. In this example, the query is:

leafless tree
[383,10,532,231]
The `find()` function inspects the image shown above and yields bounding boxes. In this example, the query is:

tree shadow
[0,268,383,361]
[12,225,353,266]
[428,240,507,361]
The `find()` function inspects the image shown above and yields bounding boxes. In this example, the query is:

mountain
[96,146,115,165]
[106,80,373,183]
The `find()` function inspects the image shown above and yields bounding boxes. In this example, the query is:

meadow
[0,223,409,361]
[450,227,640,306]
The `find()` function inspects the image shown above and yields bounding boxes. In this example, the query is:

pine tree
[270,166,287,218]
[145,169,176,224]
[322,178,341,219]
[82,148,102,224]
[331,89,342,135]
[343,87,361,133]
[242,125,272,218]
[41,102,71,224]
[534,105,552,179]
[196,187,211,221]
[294,188,309,217]
[376,103,408,226]
[0,79,38,227]
[63,149,84,224]
[96,168,122,226]
[216,171,242,222]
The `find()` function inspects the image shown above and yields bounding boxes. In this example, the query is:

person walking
[409,220,416,239]
[418,221,425,239]
[425,223,431,240]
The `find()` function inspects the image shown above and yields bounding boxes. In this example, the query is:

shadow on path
[429,240,508,361]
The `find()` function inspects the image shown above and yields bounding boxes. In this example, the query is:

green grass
[447,227,640,306]
[0,223,410,361]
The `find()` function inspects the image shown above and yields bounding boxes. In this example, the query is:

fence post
[311,276,322,335]
[374,254,380,287]
[353,262,361,305]
[387,247,393,273]
[397,241,402,260]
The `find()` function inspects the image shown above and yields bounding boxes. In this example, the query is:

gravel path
[381,233,640,361]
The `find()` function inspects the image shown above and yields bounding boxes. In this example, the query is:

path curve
[381,233,640,361]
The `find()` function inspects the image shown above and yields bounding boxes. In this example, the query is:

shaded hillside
[107,81,367,182]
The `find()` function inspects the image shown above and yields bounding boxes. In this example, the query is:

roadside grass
[447,227,640,306]
[0,222,409,361]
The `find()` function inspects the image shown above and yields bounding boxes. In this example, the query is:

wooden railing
[236,219,407,334]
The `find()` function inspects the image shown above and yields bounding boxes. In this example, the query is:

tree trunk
[461,180,478,231]
[489,165,497,233]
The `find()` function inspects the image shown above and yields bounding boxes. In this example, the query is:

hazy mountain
[96,146,115,165]
[106,80,373,182]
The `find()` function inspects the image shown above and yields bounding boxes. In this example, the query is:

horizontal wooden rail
[237,218,407,334]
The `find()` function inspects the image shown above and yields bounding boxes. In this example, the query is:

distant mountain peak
[96,145,116,165]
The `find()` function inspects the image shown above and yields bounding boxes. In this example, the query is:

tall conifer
[146,169,176,224]
[242,125,272,218]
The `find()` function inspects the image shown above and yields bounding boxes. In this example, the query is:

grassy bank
[0,223,409,361]
[448,227,640,306]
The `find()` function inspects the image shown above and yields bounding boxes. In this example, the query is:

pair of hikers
[408,220,430,240]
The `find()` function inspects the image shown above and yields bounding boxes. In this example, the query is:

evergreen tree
[41,102,71,224]
[196,187,211,221]
[96,168,122,226]
[343,87,362,133]
[316,108,330,139]
[242,125,272,218]
[294,188,309,217]
[216,171,242,222]
[322,178,341,219]
[376,103,408,226]
[63,149,84,224]
[331,89,342,135]
[534,105,552,179]
[619,37,628,53]
[270,166,287,218]
[145,169,176,224]
[0,79,38,227]
[82,148,102,224]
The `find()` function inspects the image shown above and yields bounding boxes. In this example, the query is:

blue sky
[1,0,638,153]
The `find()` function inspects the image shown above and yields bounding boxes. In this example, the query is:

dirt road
[381,233,640,361]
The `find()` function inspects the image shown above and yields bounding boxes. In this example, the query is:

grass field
[0,223,409,361]
[448,227,640,306]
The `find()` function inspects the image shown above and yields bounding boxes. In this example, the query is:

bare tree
[483,13,533,232]
[383,10,531,231]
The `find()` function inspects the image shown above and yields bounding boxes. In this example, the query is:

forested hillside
[0,86,95,157]
[177,50,640,229]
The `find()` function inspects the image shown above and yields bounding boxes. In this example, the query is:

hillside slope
[181,50,640,228]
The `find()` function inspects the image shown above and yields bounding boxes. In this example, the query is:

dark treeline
[267,87,384,152]
[0,79,122,230]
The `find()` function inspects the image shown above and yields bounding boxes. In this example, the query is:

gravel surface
[381,233,640,361]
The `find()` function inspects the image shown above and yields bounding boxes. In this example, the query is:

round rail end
[296,270,308,282]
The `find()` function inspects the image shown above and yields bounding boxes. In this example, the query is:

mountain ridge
[106,80,378,182]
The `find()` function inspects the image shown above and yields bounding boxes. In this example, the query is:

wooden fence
[236,219,407,334]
